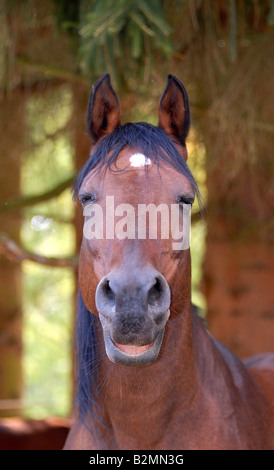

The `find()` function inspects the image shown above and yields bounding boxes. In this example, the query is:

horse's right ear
[87,74,120,143]
[158,74,190,145]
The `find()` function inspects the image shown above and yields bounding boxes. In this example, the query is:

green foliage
[21,85,75,418]
[22,263,74,418]
[53,0,81,33]
[21,85,74,195]
[79,0,173,84]
[21,84,75,258]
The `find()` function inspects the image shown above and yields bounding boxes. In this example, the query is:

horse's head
[75,74,199,366]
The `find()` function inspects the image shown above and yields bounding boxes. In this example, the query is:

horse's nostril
[102,280,115,306]
[148,277,164,307]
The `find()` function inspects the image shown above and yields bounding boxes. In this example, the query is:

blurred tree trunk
[199,37,274,358]
[0,92,25,416]
[168,1,274,357]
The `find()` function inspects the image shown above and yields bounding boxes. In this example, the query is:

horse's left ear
[158,74,190,145]
[87,73,120,142]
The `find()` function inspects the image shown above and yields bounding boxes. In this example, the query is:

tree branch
[0,175,75,213]
[0,233,78,268]
[15,56,90,86]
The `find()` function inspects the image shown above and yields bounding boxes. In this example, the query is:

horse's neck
[94,307,217,449]
[66,307,271,450]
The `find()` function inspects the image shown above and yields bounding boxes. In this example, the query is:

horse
[64,74,274,450]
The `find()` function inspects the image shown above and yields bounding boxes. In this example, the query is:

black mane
[73,122,201,205]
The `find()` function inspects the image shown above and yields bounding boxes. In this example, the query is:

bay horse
[64,74,274,450]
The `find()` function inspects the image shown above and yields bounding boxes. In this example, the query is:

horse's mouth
[113,341,154,355]
[102,328,166,366]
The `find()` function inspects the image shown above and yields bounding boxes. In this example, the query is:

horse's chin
[102,328,165,366]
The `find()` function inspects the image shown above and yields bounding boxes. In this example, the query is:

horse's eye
[79,192,96,206]
[177,195,194,206]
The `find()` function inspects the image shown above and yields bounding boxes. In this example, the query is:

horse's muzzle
[95,267,171,366]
